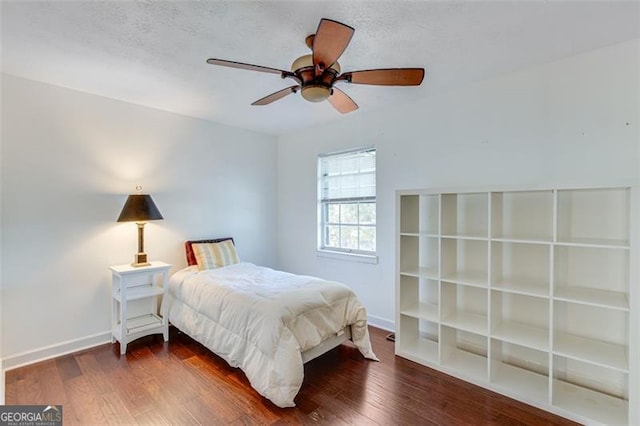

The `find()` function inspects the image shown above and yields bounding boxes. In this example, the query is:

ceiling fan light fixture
[301,85,331,102]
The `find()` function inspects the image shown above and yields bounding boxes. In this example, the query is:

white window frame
[317,147,377,261]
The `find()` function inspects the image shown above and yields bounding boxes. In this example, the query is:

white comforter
[165,262,378,407]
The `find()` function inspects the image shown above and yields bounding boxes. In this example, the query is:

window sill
[316,250,378,264]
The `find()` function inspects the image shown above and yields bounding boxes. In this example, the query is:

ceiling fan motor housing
[291,54,340,102]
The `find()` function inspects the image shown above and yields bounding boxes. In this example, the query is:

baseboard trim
[2,331,112,372]
[367,315,394,332]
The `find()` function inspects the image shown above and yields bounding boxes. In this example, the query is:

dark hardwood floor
[6,326,579,425]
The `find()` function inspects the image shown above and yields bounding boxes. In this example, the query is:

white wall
[276,39,640,329]
[0,75,278,368]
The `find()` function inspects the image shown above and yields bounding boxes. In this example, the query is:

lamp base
[132,252,150,267]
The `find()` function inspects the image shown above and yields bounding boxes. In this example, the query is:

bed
[164,238,378,408]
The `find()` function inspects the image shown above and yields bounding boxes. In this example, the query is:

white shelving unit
[396,186,637,425]
[110,261,171,355]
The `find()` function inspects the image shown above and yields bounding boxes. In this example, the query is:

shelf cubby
[553,356,628,425]
[490,339,549,403]
[554,332,628,373]
[399,275,438,323]
[553,301,628,371]
[419,236,440,277]
[399,234,439,279]
[556,187,630,247]
[399,234,418,273]
[400,195,420,234]
[491,291,549,351]
[553,245,629,310]
[441,282,487,335]
[491,241,550,297]
[400,194,439,235]
[441,192,488,238]
[441,326,488,381]
[441,238,488,287]
[491,190,553,242]
[397,315,439,364]
[419,194,440,235]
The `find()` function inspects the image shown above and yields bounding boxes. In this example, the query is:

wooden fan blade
[343,68,425,86]
[251,86,299,106]
[207,58,287,75]
[312,19,354,71]
[328,87,359,114]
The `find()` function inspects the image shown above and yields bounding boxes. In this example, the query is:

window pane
[327,204,340,223]
[359,202,376,224]
[359,227,376,251]
[340,203,358,224]
[325,225,340,248]
[340,226,359,250]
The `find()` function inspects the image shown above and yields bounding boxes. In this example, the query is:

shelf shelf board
[400,232,419,237]
[554,332,628,372]
[492,321,549,351]
[492,363,549,403]
[553,379,628,426]
[492,236,552,245]
[113,285,163,302]
[554,287,629,311]
[400,267,439,280]
[113,314,164,340]
[401,302,438,323]
[399,232,439,238]
[554,238,630,250]
[441,234,488,241]
[492,279,549,298]
[441,271,488,288]
[125,314,163,335]
[442,311,487,335]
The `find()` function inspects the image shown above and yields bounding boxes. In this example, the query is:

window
[318,147,376,256]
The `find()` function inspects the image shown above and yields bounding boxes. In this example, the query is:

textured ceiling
[1,1,638,136]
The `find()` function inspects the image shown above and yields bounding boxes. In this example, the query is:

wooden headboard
[184,237,234,266]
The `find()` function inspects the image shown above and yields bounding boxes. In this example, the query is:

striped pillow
[192,239,240,270]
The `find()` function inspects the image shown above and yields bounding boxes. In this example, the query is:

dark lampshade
[117,193,163,267]
[117,194,163,223]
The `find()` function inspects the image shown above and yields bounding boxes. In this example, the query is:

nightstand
[109,261,172,355]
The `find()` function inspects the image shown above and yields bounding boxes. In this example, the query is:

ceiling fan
[206,18,425,114]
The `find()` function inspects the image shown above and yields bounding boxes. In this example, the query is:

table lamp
[117,189,163,267]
